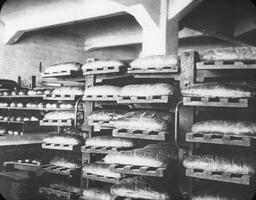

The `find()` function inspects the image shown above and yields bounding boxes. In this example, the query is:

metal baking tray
[117,95,170,104]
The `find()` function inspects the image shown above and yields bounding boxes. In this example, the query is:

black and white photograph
[0,0,256,199]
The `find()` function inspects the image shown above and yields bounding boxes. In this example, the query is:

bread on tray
[110,110,173,131]
[83,163,121,178]
[52,86,84,96]
[44,62,82,73]
[130,55,178,70]
[43,134,84,145]
[85,136,134,148]
[83,85,121,97]
[49,156,80,169]
[201,47,256,61]
[120,83,176,97]
[43,111,75,120]
[82,188,116,200]
[183,154,255,174]
[181,82,256,98]
[49,183,80,194]
[192,191,243,200]
[111,177,170,200]
[82,59,125,70]
[191,120,256,137]
[104,142,178,168]
[88,109,128,123]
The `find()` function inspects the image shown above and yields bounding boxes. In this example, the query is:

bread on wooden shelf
[43,133,84,145]
[49,156,80,169]
[43,111,75,120]
[111,177,170,200]
[181,82,256,98]
[28,88,52,96]
[88,109,128,123]
[192,120,256,137]
[49,182,80,194]
[104,142,177,168]
[83,85,121,96]
[85,136,134,148]
[201,47,256,61]
[110,110,173,131]
[0,127,7,134]
[120,83,176,97]
[46,102,59,109]
[0,102,9,107]
[183,154,255,174]
[52,86,84,96]
[82,188,116,200]
[83,163,121,178]
[192,191,243,200]
[130,55,178,69]
[59,103,74,109]
[44,62,82,73]
[82,59,125,69]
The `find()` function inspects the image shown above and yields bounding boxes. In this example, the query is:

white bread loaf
[120,83,175,97]
[130,55,178,69]
[82,59,125,70]
[82,188,116,200]
[85,136,133,148]
[83,163,121,178]
[104,143,177,168]
[50,156,80,169]
[84,85,121,96]
[181,82,256,98]
[43,134,84,145]
[110,110,173,131]
[183,155,255,174]
[52,86,84,96]
[50,183,80,194]
[44,62,82,73]
[192,120,256,137]
[43,111,75,120]
[192,192,242,200]
[88,109,128,122]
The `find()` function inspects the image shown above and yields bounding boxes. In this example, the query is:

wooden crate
[185,168,251,185]
[109,164,166,177]
[83,95,118,102]
[183,96,249,108]
[83,65,126,75]
[186,132,251,147]
[82,173,120,184]
[40,119,73,127]
[41,70,82,78]
[41,164,79,176]
[117,95,170,104]
[112,129,166,141]
[81,146,121,154]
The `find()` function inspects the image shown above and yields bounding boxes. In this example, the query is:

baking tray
[83,65,126,75]
[43,94,83,101]
[39,186,80,200]
[41,70,82,78]
[40,119,73,127]
[117,95,170,104]
[83,95,118,102]
[196,60,256,70]
[3,159,41,172]
[109,164,166,177]
[83,172,121,184]
[128,65,179,74]
[41,164,80,177]
[185,168,251,185]
[186,132,251,147]
[183,96,249,108]
[88,120,114,129]
[81,146,122,154]
[112,129,166,141]
[42,142,81,151]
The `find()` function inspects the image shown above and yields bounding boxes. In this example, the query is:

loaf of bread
[192,120,256,137]
[104,143,177,168]
[0,102,9,107]
[59,103,73,109]
[0,127,7,134]
[83,163,121,178]
[110,110,173,131]
[44,62,82,73]
[82,188,116,200]
[46,102,59,109]
[183,155,255,174]
[111,177,170,200]
[181,82,256,98]
[50,183,80,194]
[201,47,256,61]
[88,109,128,123]
[192,191,242,200]
[120,83,175,97]
[130,55,178,69]
[26,102,38,108]
[43,134,84,145]
[49,156,80,169]
[52,86,84,96]
[85,136,134,148]
[43,111,75,120]
[82,59,125,70]
[28,88,52,96]
[84,85,121,97]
